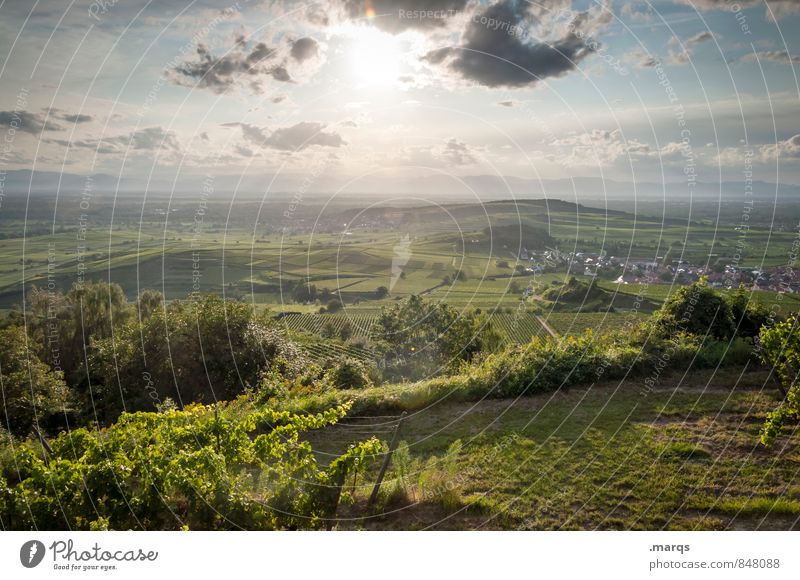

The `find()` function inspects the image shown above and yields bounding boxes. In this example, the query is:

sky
[0,0,799,196]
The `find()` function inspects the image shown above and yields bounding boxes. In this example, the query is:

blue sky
[1,0,798,193]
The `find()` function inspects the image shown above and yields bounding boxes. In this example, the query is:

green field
[4,196,798,319]
[278,311,551,344]
[302,369,800,530]
[545,311,649,336]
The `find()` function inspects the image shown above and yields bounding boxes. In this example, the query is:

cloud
[422,0,609,88]
[759,134,800,160]
[47,126,181,154]
[666,30,714,65]
[686,31,714,45]
[170,35,324,94]
[550,129,653,166]
[61,113,93,123]
[716,136,800,166]
[0,110,63,134]
[621,1,655,23]
[497,100,518,107]
[45,108,94,124]
[624,49,658,68]
[671,0,800,21]
[392,138,480,167]
[327,0,470,34]
[440,138,477,165]
[224,121,345,151]
[741,50,799,64]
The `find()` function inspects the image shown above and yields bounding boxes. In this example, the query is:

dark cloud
[47,126,181,154]
[0,110,63,134]
[333,0,470,34]
[61,113,93,123]
[290,37,319,61]
[423,0,602,88]
[43,108,94,124]
[224,121,345,152]
[171,36,323,94]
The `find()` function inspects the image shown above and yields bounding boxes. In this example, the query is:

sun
[349,27,403,87]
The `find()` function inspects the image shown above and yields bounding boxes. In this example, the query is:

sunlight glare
[350,27,403,87]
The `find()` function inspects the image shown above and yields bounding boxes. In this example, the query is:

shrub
[89,294,305,422]
[758,315,800,444]
[0,326,71,437]
[325,359,373,390]
[654,280,734,340]
[0,401,381,530]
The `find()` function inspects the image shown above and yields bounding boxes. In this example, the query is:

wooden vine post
[367,411,407,507]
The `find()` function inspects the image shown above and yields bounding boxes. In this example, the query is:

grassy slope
[301,368,800,530]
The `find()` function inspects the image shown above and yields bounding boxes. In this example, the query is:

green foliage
[654,280,734,340]
[0,326,71,437]
[373,295,495,380]
[0,400,381,530]
[383,439,465,512]
[325,359,373,390]
[542,276,604,302]
[758,315,800,445]
[728,285,772,338]
[89,294,305,421]
[26,281,129,386]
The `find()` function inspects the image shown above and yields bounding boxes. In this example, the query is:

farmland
[3,193,800,318]
[3,191,800,533]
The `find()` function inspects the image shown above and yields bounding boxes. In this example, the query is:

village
[515,247,800,294]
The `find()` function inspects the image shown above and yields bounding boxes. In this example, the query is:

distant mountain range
[3,169,798,202]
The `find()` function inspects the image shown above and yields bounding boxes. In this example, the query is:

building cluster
[513,248,800,294]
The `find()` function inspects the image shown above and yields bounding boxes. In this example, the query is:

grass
[298,368,800,530]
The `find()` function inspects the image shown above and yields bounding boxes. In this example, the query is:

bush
[0,326,71,437]
[89,294,306,422]
[758,315,800,444]
[654,280,734,340]
[325,359,373,390]
[0,401,381,530]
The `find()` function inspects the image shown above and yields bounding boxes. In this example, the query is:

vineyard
[299,340,375,363]
[488,312,551,343]
[278,313,377,340]
[278,311,550,345]
[544,312,648,337]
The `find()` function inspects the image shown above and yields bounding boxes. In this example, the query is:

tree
[375,286,389,299]
[373,295,490,379]
[0,326,70,437]
[654,280,734,340]
[757,315,800,444]
[136,289,163,320]
[339,321,354,342]
[26,281,129,388]
[727,285,771,338]
[325,359,372,389]
[89,294,305,421]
